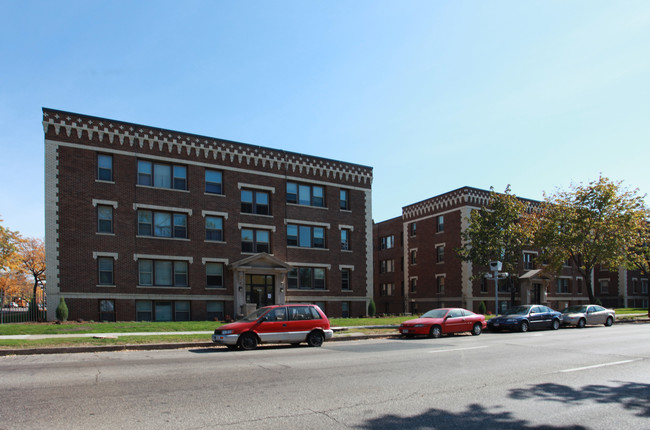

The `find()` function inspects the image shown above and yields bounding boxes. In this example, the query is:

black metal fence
[0,301,47,324]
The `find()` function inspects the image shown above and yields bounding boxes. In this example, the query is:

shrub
[479,301,487,315]
[56,297,69,322]
[368,299,376,317]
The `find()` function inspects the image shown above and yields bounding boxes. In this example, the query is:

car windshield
[420,309,449,319]
[503,306,531,316]
[238,307,271,322]
[563,305,587,313]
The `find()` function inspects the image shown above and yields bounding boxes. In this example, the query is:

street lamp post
[487,261,509,315]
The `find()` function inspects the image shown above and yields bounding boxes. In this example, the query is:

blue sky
[2,1,650,239]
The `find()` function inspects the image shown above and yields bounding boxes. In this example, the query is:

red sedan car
[399,307,486,338]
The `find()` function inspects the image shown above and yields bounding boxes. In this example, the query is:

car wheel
[551,319,560,330]
[307,331,324,347]
[238,333,258,350]
[519,321,529,332]
[605,316,613,327]
[471,323,482,336]
[577,318,586,329]
[429,326,442,338]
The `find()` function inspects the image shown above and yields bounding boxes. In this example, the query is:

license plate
[402,329,409,333]
[493,323,499,327]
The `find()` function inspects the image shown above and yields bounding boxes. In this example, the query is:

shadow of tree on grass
[358,403,587,430]
[509,381,650,418]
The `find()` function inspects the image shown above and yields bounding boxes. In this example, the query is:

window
[137,160,186,190]
[241,228,270,253]
[175,301,190,321]
[380,235,394,250]
[241,189,270,215]
[155,302,173,321]
[136,301,152,321]
[287,267,326,290]
[437,215,444,232]
[99,299,115,322]
[410,223,417,236]
[340,189,350,210]
[137,210,187,239]
[341,301,350,318]
[205,170,223,194]
[380,283,395,296]
[97,205,113,233]
[287,224,325,248]
[642,279,648,294]
[138,260,188,287]
[205,216,223,241]
[287,182,324,207]
[207,301,225,321]
[341,268,351,290]
[632,278,639,294]
[98,257,114,285]
[410,250,417,265]
[97,154,113,181]
[481,277,489,293]
[436,276,445,294]
[410,278,417,293]
[341,228,351,251]
[523,253,536,270]
[436,245,445,263]
[380,259,395,273]
[576,278,583,293]
[557,278,569,294]
[599,279,609,294]
[206,262,224,288]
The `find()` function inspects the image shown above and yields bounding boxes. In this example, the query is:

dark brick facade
[44,108,373,321]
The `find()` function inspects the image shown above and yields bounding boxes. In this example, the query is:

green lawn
[0,309,645,350]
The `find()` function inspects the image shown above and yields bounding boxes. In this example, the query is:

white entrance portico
[229,253,293,318]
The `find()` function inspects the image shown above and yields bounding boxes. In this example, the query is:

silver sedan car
[561,305,615,328]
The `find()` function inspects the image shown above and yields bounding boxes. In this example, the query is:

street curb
[0,333,401,356]
[1,319,647,356]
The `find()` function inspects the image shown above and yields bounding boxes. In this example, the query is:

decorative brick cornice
[402,187,540,219]
[42,108,373,186]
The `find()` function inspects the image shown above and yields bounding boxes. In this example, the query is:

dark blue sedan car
[487,305,562,332]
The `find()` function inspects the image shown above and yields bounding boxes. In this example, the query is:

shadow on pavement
[358,403,587,430]
[509,381,650,418]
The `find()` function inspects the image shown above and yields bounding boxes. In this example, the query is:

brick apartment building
[373,187,647,315]
[43,108,373,322]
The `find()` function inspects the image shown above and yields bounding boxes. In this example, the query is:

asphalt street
[1,324,648,430]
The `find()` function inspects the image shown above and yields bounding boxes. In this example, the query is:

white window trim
[133,203,192,215]
[287,262,331,270]
[285,219,331,228]
[202,257,229,265]
[338,224,354,231]
[92,199,118,208]
[339,265,354,271]
[133,254,194,263]
[238,182,276,193]
[238,223,276,232]
[93,252,118,260]
[435,242,446,248]
[202,210,229,219]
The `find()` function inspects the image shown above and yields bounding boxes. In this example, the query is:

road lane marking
[559,359,639,373]
[427,346,488,353]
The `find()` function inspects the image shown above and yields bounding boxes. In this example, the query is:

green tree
[532,176,646,304]
[56,297,69,322]
[457,186,532,278]
[626,216,650,316]
[0,216,21,272]
[368,299,376,317]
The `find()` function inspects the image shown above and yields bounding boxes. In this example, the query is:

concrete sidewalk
[0,326,402,356]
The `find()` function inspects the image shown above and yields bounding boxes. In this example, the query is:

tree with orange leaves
[18,237,46,316]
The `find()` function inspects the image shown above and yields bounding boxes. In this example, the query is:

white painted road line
[427,346,488,353]
[559,359,640,373]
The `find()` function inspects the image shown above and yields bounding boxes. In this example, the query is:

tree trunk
[585,267,595,304]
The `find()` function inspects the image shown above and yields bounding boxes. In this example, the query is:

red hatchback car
[212,304,334,350]
[399,307,486,338]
